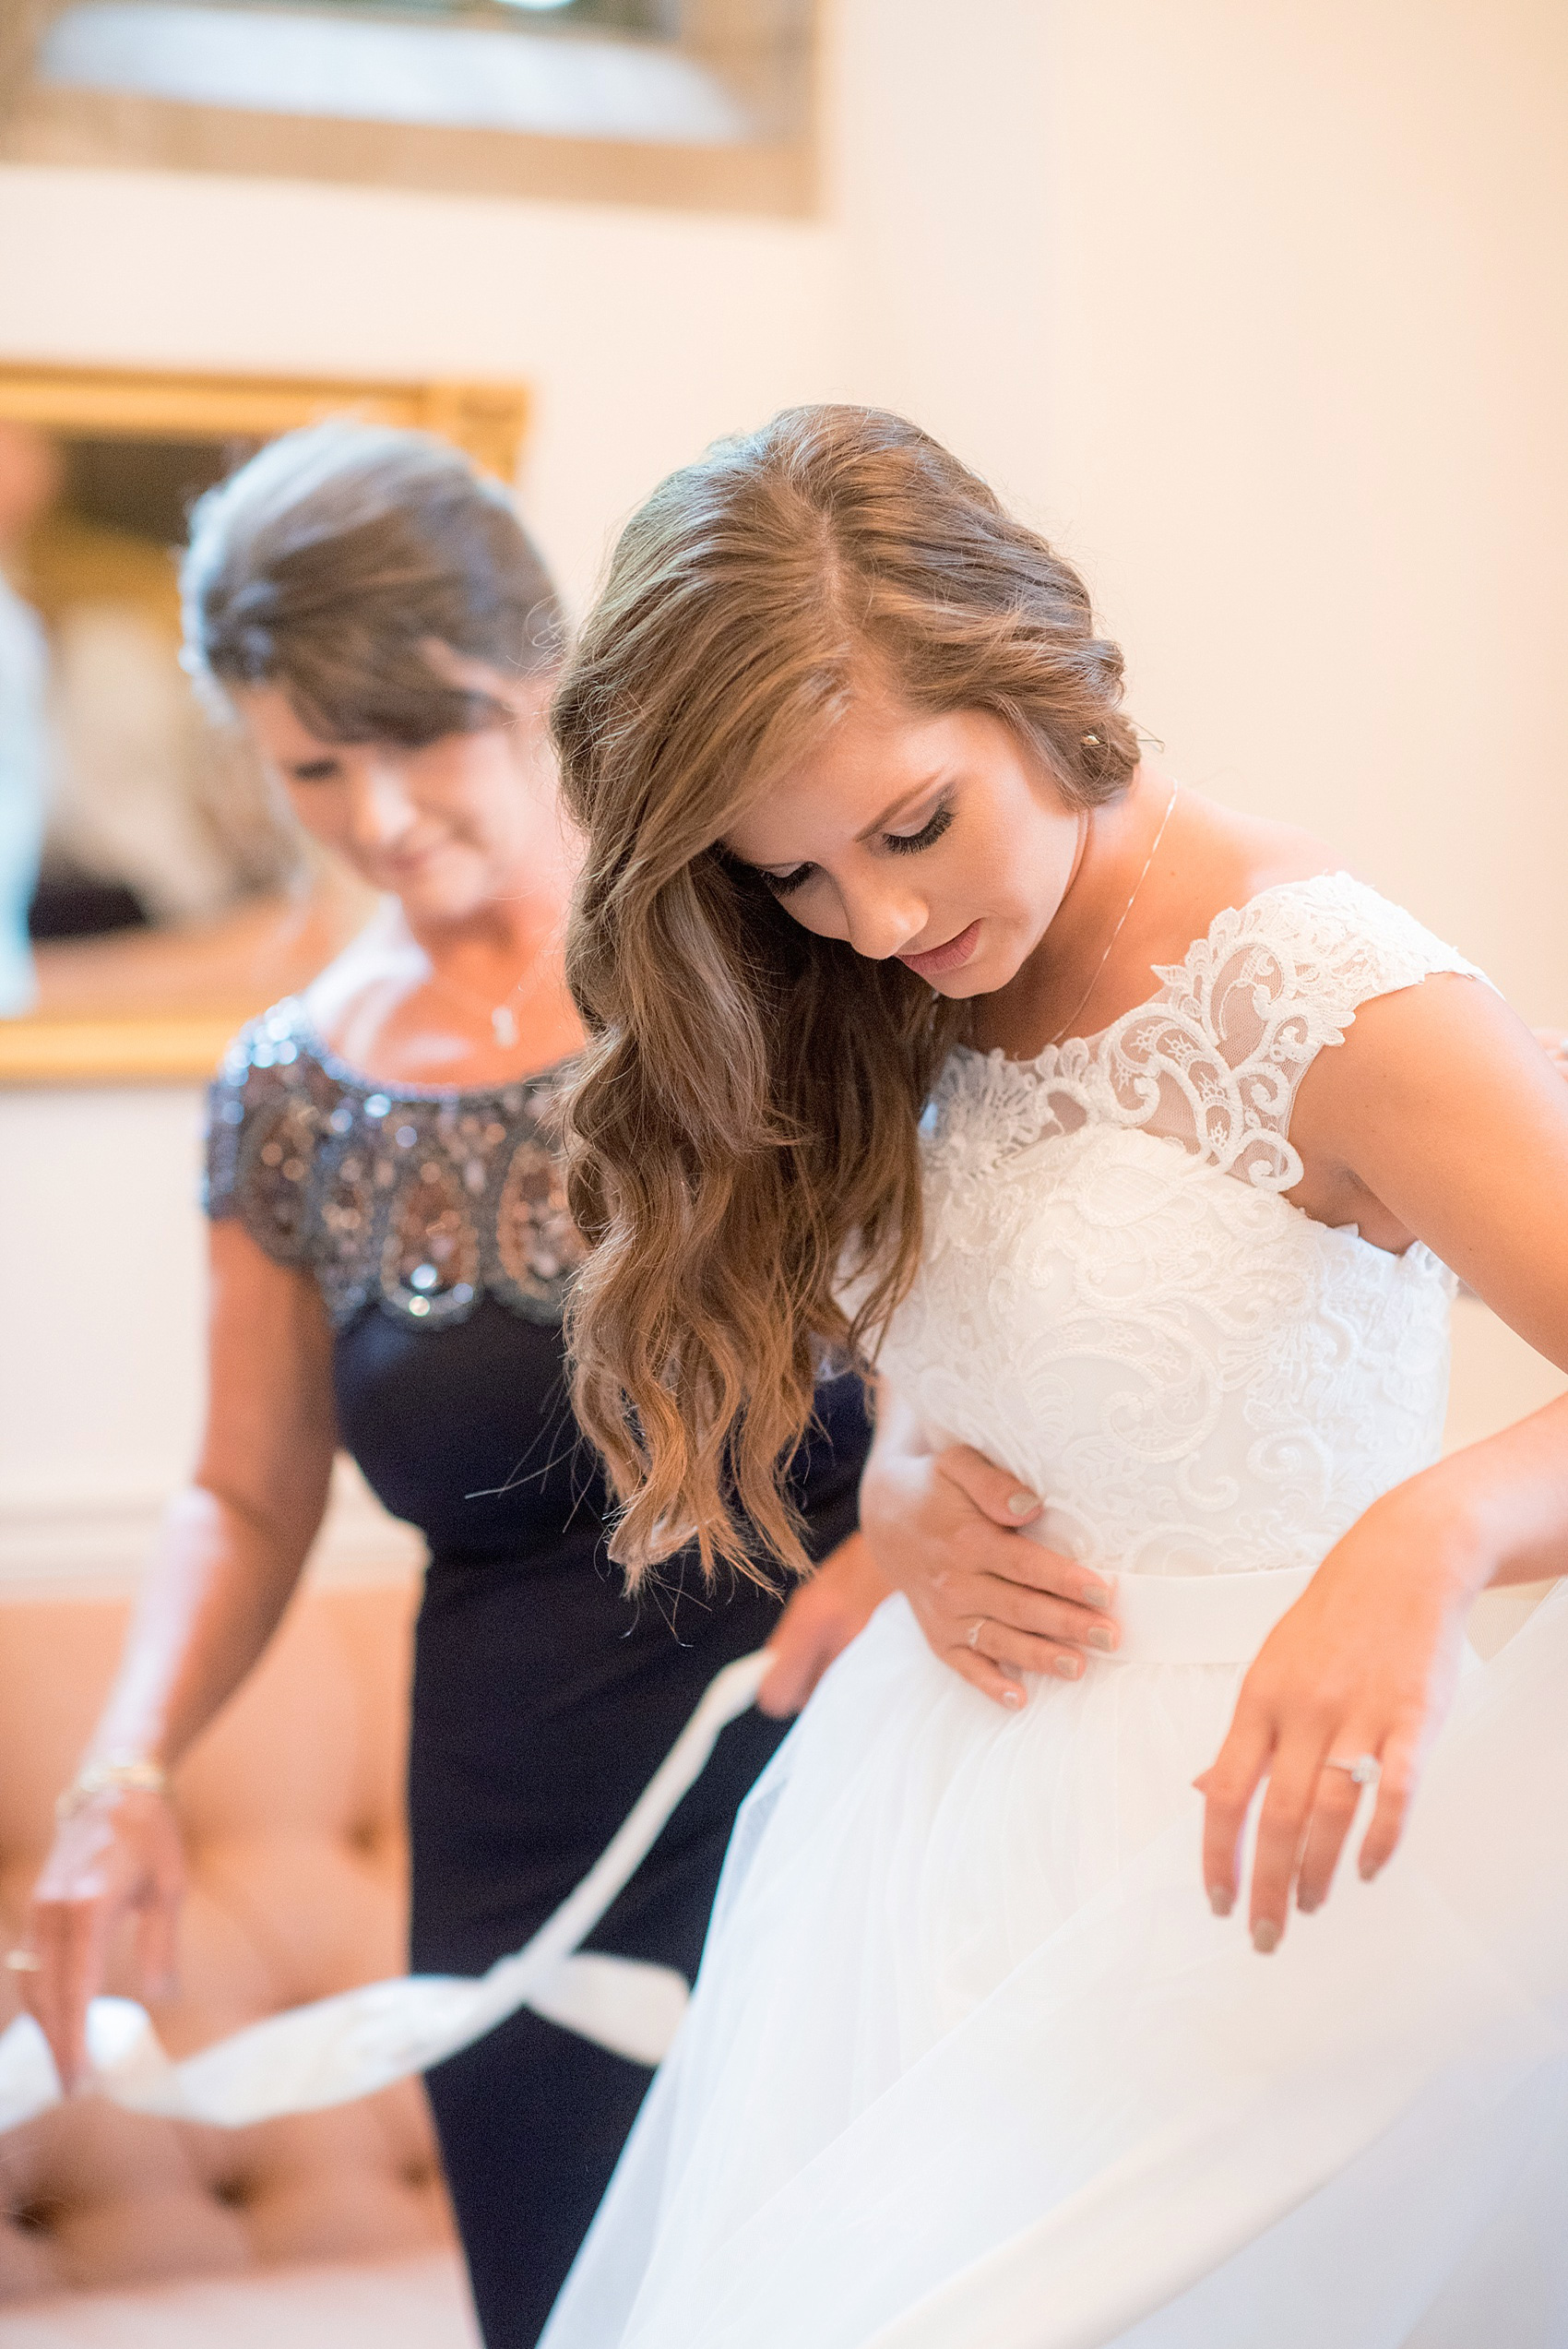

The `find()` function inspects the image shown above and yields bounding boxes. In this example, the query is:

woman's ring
[5,1948,42,1973]
[1323,1753,1380,1788]
[967,1617,986,1652]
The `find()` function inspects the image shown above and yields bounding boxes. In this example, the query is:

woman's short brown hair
[182,418,563,744]
[555,403,1138,1586]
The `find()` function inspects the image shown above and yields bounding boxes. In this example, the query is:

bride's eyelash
[756,797,955,897]
[763,864,814,897]
[884,801,955,855]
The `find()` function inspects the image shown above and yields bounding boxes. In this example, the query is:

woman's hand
[14,1222,339,2089]
[757,1532,891,1715]
[21,1787,186,2093]
[1197,1473,1483,1954]
[1202,981,1568,1951]
[859,1395,1118,1707]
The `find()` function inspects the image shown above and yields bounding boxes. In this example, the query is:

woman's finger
[933,1519,1115,1616]
[1199,1702,1276,1918]
[902,1590,1026,1706]
[1357,1724,1424,1881]
[26,1899,105,2092]
[972,1579,1120,1655]
[921,1516,1039,1599]
[1248,1731,1341,1949]
[940,1643,1028,1711]
[969,1616,1091,1683]
[981,1537,1115,1614]
[915,1565,1117,1675]
[934,1444,1043,1529]
[1293,1755,1367,1914]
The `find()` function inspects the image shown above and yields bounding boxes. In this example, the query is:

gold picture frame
[0,361,530,1088]
[0,364,530,491]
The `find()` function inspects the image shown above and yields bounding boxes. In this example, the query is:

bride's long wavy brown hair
[554,406,1137,1586]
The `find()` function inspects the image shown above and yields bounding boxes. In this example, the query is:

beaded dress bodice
[878,875,1487,1580]
[207,996,585,1331]
[207,1000,872,1568]
[205,998,596,1558]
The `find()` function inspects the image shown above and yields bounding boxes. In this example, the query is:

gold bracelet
[55,1757,169,1824]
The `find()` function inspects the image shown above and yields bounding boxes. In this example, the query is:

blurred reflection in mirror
[12,422,374,1023]
[0,422,59,1013]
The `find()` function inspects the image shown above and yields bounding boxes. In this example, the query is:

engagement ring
[967,1618,986,1651]
[5,1949,42,1973]
[1323,1754,1380,1788]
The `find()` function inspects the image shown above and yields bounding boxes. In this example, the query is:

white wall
[0,161,838,615]
[827,0,1568,1017]
[4,1,1563,998]
[2,0,1565,1587]
[0,1079,425,1592]
[1044,0,1568,1018]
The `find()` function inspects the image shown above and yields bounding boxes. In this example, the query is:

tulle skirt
[540,1584,1568,2349]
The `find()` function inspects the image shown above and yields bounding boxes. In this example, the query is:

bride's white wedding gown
[540,876,1568,2349]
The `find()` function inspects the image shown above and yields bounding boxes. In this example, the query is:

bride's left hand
[756,1532,892,1717]
[1196,1472,1481,1951]
[1200,996,1568,1949]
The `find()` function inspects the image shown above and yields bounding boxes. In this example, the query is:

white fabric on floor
[0,1653,767,2131]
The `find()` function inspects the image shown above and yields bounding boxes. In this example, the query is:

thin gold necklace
[1046,781,1179,1048]
[423,952,552,1051]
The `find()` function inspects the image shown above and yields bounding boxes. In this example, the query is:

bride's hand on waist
[859,1394,1118,1708]
[1196,1475,1482,1954]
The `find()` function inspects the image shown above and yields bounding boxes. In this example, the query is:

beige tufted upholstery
[0,1582,458,2312]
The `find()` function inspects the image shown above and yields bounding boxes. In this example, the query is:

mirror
[0,364,529,1084]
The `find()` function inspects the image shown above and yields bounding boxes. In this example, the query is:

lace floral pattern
[206,998,586,1330]
[881,876,1487,1580]
[927,872,1487,1196]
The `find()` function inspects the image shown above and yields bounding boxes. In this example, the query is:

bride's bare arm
[860,1386,1119,1707]
[22,1221,337,2086]
[1202,981,1568,1950]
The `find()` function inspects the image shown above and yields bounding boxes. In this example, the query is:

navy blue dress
[206,1001,871,2348]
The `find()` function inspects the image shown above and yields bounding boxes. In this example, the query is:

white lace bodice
[879,875,1488,1579]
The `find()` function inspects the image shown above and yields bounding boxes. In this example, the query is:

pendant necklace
[425,955,551,1051]
[1046,781,1179,1048]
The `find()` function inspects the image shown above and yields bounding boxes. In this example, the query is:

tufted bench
[0,1581,480,2345]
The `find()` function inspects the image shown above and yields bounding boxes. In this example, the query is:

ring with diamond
[967,1617,987,1652]
[5,1948,42,1973]
[1323,1753,1381,1788]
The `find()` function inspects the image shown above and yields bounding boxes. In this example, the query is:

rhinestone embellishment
[207,1000,587,1330]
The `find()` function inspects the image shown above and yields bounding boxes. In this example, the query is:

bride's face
[724,688,1083,995]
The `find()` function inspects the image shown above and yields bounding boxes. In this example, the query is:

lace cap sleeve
[204,1000,332,1267]
[1146,872,1491,1187]
[929,873,1492,1198]
[1182,873,1489,1037]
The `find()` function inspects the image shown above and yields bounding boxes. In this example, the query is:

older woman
[15,422,900,2349]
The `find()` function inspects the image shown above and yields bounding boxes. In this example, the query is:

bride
[540,405,1568,2346]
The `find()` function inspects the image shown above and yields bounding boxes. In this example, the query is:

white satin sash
[1106,1565,1314,1666]
[0,1650,771,2134]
